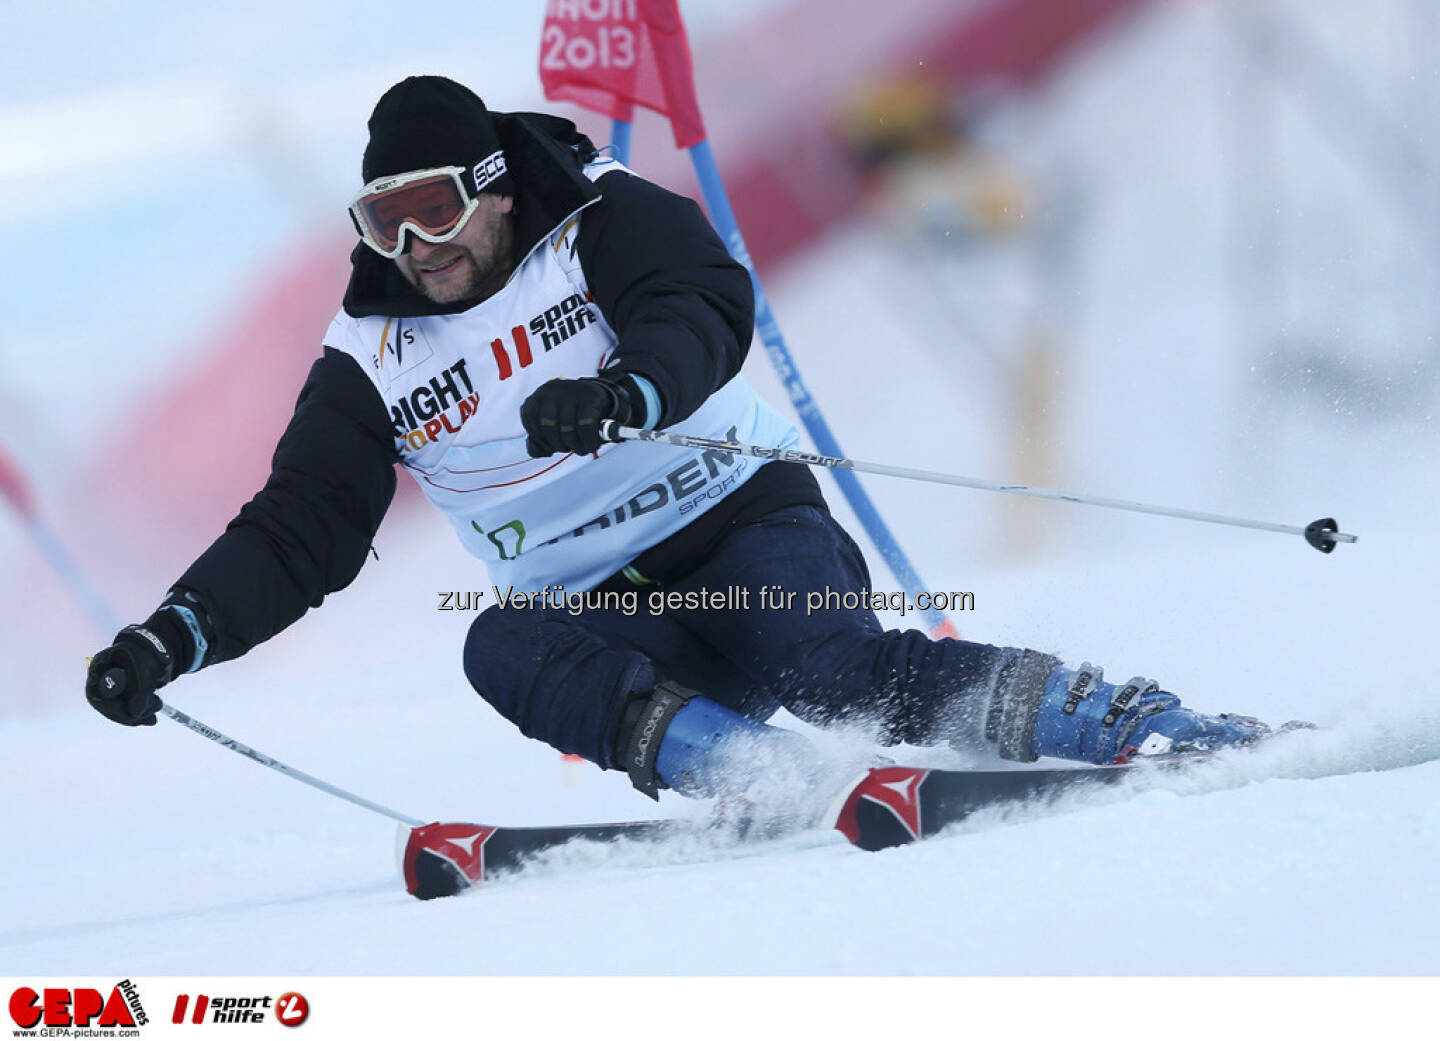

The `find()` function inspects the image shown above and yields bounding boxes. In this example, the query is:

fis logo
[372,317,435,374]
[171,991,308,1027]
[373,321,414,369]
[8,980,148,1031]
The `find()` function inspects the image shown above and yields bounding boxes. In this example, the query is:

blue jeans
[463,505,1009,768]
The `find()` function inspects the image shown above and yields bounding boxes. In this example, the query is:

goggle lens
[351,170,475,257]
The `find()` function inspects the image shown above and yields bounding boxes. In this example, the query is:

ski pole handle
[598,423,1357,553]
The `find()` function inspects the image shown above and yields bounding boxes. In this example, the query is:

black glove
[85,609,190,727]
[520,375,647,457]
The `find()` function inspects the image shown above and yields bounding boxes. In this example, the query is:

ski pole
[158,692,424,826]
[98,668,424,826]
[599,423,1357,553]
[1,444,426,826]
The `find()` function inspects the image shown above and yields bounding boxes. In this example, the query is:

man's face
[395,193,516,306]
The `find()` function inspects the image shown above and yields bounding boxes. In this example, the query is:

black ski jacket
[166,111,823,669]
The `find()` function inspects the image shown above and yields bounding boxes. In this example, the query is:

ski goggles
[348,167,479,258]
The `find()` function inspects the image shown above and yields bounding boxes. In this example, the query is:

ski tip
[401,822,494,900]
[406,849,474,900]
[833,766,931,852]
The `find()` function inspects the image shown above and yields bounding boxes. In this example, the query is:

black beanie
[361,76,515,197]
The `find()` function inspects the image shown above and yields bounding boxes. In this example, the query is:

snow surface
[3,0,1439,982]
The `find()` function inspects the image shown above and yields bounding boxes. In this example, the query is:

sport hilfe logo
[171,991,309,1027]
[8,980,148,1030]
[275,992,309,1028]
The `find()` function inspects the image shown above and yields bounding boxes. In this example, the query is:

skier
[84,76,1268,804]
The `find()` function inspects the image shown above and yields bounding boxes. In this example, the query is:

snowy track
[4,649,1436,975]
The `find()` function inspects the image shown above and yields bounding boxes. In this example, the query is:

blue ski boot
[976,650,1271,765]
[614,681,865,835]
[616,681,828,799]
[1030,662,1271,764]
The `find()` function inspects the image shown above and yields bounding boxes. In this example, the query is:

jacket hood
[342,111,599,319]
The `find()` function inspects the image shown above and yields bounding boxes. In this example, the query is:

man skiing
[85,76,1269,805]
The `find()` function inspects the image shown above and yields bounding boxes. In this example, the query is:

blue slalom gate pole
[610,118,633,164]
[1,445,121,635]
[24,520,122,635]
[685,139,952,635]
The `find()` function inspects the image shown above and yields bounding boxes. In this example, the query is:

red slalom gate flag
[540,0,707,149]
[0,444,34,519]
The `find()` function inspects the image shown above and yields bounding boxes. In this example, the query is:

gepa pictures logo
[171,990,308,1027]
[8,979,148,1032]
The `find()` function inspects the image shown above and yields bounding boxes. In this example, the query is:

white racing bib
[326,165,798,592]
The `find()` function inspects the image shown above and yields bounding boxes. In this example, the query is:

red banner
[539,0,707,149]
[0,443,34,520]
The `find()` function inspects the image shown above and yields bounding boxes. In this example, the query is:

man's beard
[407,217,514,306]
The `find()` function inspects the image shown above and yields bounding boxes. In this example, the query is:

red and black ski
[402,761,1150,899]
[831,762,1140,852]
[830,724,1319,852]
[402,818,680,899]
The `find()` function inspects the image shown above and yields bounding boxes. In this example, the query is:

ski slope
[3,0,1438,983]
[4,504,1438,976]
[2,520,1438,976]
